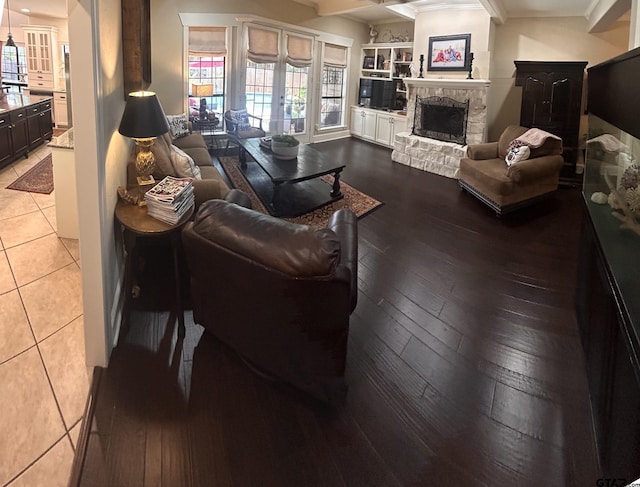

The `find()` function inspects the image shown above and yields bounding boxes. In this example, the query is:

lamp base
[134,137,157,186]
[137,175,156,186]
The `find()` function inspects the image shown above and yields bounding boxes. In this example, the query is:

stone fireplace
[392,78,491,178]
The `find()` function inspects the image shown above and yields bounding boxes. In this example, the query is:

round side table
[115,201,194,337]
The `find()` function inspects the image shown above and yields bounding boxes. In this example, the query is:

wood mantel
[403,78,491,89]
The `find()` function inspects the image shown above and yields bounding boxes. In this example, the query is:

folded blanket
[516,128,562,148]
[586,133,628,153]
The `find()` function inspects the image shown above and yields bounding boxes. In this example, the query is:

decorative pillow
[228,109,251,131]
[166,113,190,139]
[505,140,530,167]
[150,133,175,177]
[169,144,202,179]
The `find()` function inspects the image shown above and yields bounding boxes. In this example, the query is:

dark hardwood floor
[74,138,600,486]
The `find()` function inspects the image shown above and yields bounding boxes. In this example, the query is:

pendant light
[5,0,15,47]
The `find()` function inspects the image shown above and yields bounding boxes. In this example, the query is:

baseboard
[68,366,103,487]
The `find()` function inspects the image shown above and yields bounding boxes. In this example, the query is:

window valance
[286,34,312,68]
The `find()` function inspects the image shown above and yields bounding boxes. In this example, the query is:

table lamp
[192,84,214,120]
[118,91,170,185]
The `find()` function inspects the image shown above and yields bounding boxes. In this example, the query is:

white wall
[488,16,629,140]
[413,7,492,81]
[68,0,129,366]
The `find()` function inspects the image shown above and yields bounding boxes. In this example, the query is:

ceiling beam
[478,0,507,24]
[587,0,632,32]
[314,0,377,16]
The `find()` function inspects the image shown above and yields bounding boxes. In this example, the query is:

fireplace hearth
[413,96,469,145]
[391,78,490,179]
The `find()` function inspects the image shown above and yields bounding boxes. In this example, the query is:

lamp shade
[192,84,214,97]
[118,91,170,139]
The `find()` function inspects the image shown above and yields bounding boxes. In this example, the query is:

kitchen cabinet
[27,99,53,150]
[23,25,61,91]
[53,92,69,127]
[0,95,52,170]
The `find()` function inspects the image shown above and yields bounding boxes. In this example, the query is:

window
[188,27,227,121]
[320,66,344,128]
[320,43,348,129]
[1,44,27,91]
[188,56,225,118]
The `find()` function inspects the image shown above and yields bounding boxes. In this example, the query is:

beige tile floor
[0,145,89,487]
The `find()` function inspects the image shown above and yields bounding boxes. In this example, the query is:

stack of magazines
[144,176,195,225]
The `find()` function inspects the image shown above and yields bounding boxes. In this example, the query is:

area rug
[5,155,54,194]
[218,155,383,226]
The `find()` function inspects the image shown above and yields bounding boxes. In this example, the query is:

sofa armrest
[466,142,499,160]
[507,155,564,183]
[224,188,252,209]
[327,209,358,313]
[192,179,229,209]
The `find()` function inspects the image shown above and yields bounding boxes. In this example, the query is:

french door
[244,25,313,142]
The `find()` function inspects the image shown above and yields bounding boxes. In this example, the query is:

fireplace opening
[412,96,469,145]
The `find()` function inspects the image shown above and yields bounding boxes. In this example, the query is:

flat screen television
[359,78,395,110]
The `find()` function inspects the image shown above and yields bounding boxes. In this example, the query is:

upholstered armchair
[458,125,564,215]
[223,109,266,155]
[181,199,358,405]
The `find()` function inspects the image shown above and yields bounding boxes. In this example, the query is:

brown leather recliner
[181,199,358,405]
[458,125,564,215]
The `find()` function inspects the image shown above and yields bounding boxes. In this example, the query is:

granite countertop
[0,93,53,111]
[49,127,74,149]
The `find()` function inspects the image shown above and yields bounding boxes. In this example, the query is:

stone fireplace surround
[391,78,491,178]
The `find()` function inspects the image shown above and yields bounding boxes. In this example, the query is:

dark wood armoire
[514,61,587,184]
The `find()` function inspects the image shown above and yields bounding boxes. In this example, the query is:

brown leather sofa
[458,125,564,215]
[181,199,358,405]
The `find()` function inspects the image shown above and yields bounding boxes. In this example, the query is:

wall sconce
[118,91,170,185]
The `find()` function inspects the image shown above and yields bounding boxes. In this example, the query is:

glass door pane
[245,61,275,131]
[283,65,308,136]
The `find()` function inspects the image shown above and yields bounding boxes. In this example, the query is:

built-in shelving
[361,42,413,80]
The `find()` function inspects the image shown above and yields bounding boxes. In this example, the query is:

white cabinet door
[350,107,363,136]
[362,110,376,140]
[53,93,69,127]
[375,113,393,145]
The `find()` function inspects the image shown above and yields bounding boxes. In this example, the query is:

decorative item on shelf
[118,91,170,186]
[368,24,378,44]
[604,164,640,236]
[192,83,214,120]
[467,52,474,79]
[419,54,424,78]
[271,134,300,160]
[117,186,144,206]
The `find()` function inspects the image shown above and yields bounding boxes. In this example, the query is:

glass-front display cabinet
[583,113,640,327]
[578,47,640,481]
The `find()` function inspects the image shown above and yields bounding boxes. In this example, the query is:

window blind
[323,43,347,68]
[189,27,227,57]
[247,26,279,63]
[286,34,312,68]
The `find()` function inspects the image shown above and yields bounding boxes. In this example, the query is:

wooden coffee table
[236,138,346,217]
